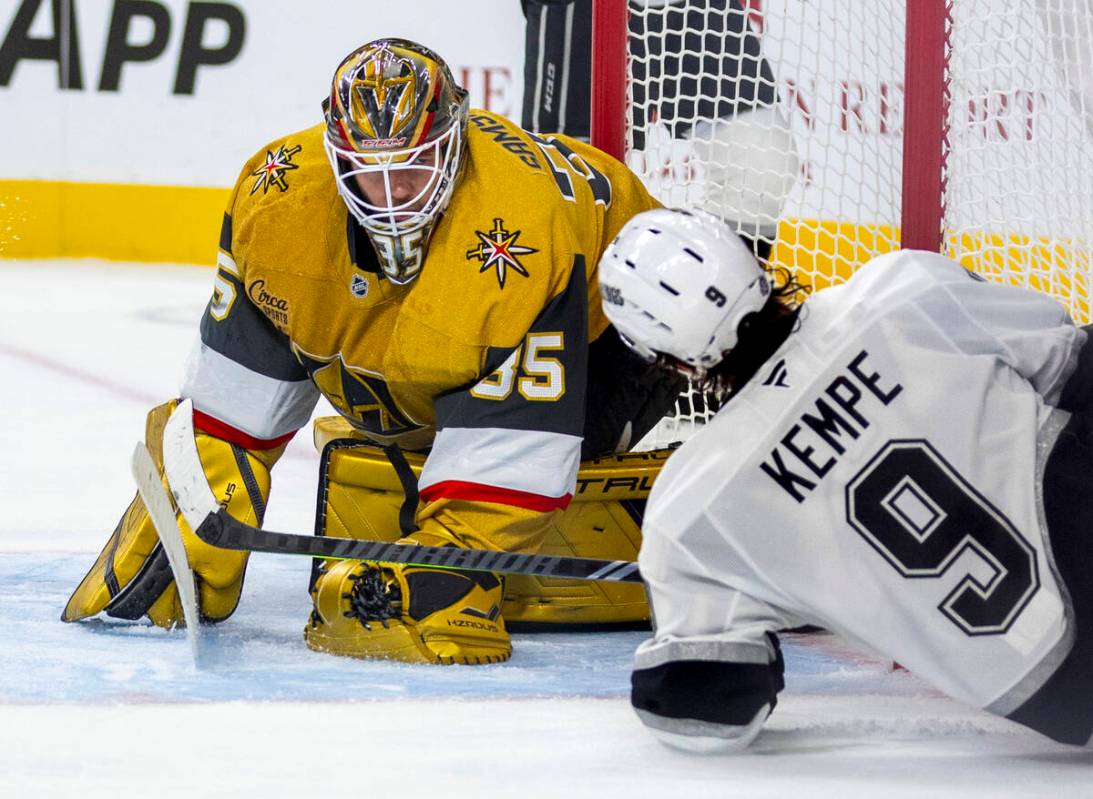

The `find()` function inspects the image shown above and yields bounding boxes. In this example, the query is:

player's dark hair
[702,265,809,400]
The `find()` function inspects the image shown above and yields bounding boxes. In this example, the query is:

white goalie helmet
[599,208,771,373]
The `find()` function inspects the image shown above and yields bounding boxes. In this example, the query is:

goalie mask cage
[592,0,1093,448]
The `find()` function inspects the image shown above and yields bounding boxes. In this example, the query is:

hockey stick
[131,442,204,666]
[161,400,643,584]
[181,508,643,582]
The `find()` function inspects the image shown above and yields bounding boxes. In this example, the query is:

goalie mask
[598,208,771,377]
[324,39,470,284]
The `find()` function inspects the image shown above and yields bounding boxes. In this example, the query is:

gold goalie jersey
[182,110,660,553]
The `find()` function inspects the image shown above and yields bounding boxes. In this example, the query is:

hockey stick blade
[162,399,641,583]
[193,509,643,582]
[130,442,204,666]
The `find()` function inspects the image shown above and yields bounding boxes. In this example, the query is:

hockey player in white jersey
[598,207,1093,751]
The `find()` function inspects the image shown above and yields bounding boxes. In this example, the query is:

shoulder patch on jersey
[465,218,539,289]
[250,144,302,194]
[246,279,291,332]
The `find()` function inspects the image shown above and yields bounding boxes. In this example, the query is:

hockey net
[593,0,1093,449]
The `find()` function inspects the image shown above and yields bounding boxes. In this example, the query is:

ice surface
[1,260,1090,797]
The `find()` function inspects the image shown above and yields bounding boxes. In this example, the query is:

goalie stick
[160,400,643,584]
[130,442,204,666]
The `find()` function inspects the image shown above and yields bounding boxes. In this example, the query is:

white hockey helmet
[599,208,771,373]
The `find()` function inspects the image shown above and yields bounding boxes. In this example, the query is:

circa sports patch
[465,218,538,289]
[247,279,290,330]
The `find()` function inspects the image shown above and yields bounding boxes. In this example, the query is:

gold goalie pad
[64,400,280,628]
[312,417,671,628]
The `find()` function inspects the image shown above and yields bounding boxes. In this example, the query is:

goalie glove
[62,400,283,628]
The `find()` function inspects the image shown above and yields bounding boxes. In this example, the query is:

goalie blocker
[311,416,666,628]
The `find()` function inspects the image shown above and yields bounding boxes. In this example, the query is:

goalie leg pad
[62,490,186,626]
[501,495,649,628]
[312,423,671,627]
[63,400,277,628]
[63,401,187,626]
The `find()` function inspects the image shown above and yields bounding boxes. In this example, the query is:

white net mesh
[945,0,1093,316]
[622,0,1093,449]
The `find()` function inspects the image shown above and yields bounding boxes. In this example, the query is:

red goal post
[592,0,1093,446]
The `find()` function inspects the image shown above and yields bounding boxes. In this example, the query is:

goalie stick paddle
[130,442,204,667]
[161,399,642,584]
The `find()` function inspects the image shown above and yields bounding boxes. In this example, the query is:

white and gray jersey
[639,250,1086,717]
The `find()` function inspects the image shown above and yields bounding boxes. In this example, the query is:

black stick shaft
[196,509,643,583]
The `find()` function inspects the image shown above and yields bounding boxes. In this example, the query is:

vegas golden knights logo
[351,55,417,142]
[294,349,420,436]
[250,145,301,194]
[466,218,538,289]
